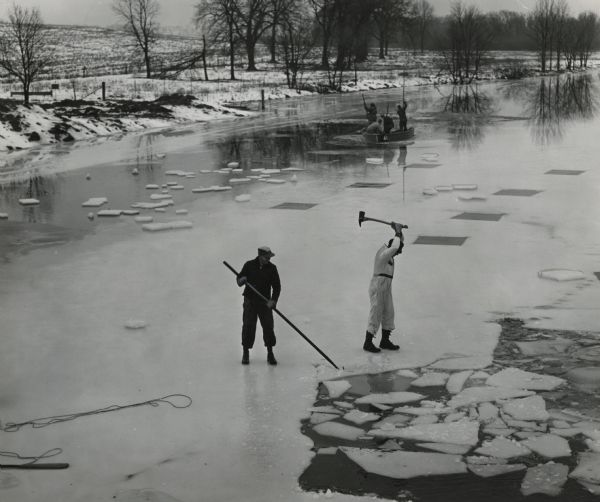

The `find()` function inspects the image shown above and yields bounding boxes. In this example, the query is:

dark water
[298,371,599,501]
[0,72,598,261]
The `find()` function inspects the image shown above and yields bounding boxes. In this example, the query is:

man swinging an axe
[359,211,407,353]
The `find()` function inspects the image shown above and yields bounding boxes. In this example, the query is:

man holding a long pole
[236,246,281,365]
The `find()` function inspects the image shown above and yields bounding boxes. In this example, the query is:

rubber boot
[242,348,250,365]
[380,330,399,350]
[363,332,381,353]
[267,347,277,365]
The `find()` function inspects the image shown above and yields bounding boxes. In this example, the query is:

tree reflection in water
[441,85,494,151]
[526,74,599,145]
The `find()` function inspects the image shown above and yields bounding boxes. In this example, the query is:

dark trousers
[241,297,276,348]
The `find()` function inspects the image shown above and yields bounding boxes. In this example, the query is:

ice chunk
[192,187,214,193]
[515,337,574,355]
[82,197,107,207]
[487,367,565,391]
[521,463,569,496]
[502,395,549,421]
[474,436,531,458]
[538,268,586,281]
[141,221,193,232]
[235,194,251,202]
[411,372,449,387]
[322,380,351,398]
[417,442,471,455]
[124,319,147,330]
[227,161,239,168]
[266,179,286,184]
[379,440,403,450]
[435,185,453,191]
[469,463,526,478]
[570,452,600,484]
[394,405,450,416]
[366,158,383,165]
[310,413,339,425]
[145,184,160,189]
[372,414,411,429]
[333,401,354,410]
[444,412,466,423]
[122,210,140,216]
[340,447,467,479]
[312,422,363,441]
[211,186,232,191]
[261,169,281,174]
[446,370,473,394]
[478,402,499,422]
[369,420,480,446]
[131,201,172,209]
[577,481,600,495]
[165,170,189,176]
[229,178,251,184]
[458,195,487,201]
[428,356,492,370]
[470,371,491,379]
[169,185,185,190]
[448,386,534,408]
[97,210,122,217]
[503,417,547,431]
[134,216,153,223]
[396,369,419,378]
[466,455,508,465]
[166,181,180,186]
[452,184,477,190]
[422,188,438,196]
[521,434,571,458]
[355,392,424,405]
[150,194,173,201]
[175,209,188,215]
[0,213,8,219]
[281,167,304,172]
[155,208,166,213]
[411,415,438,425]
[344,410,380,425]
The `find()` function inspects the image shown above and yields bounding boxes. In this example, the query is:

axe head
[358,210,365,227]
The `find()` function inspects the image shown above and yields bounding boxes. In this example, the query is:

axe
[358,210,408,229]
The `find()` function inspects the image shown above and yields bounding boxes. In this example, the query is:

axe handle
[0,463,69,470]
[364,217,408,229]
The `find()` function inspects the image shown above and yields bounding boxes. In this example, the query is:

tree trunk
[247,42,257,71]
[23,86,30,105]
[145,50,151,78]
[229,27,236,80]
[270,24,277,63]
[378,34,385,59]
[321,34,330,69]
[202,35,209,81]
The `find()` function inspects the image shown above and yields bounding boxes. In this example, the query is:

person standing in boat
[397,101,408,131]
[363,96,378,124]
[365,117,384,141]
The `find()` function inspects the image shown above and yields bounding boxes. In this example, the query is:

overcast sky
[0,0,599,28]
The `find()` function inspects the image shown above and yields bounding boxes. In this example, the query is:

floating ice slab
[448,386,534,408]
[212,186,232,191]
[469,463,526,478]
[155,208,166,213]
[175,209,188,215]
[397,369,419,378]
[235,194,251,202]
[308,406,342,414]
[165,170,190,176]
[227,162,239,168]
[145,184,160,189]
[82,197,107,207]
[366,158,384,165]
[411,372,449,387]
[310,413,339,425]
[150,194,173,200]
[478,402,499,422]
[435,186,453,191]
[417,442,472,455]
[488,367,565,391]
[355,391,424,405]
[538,269,586,281]
[373,414,412,429]
[312,422,363,441]
[266,179,286,184]
[446,371,473,394]
[344,410,380,425]
[0,213,8,219]
[394,405,451,416]
[281,167,305,172]
[169,185,185,190]
[521,463,569,496]
[453,184,478,190]
[333,401,354,410]
[458,195,487,201]
[124,319,147,329]
[412,415,439,425]
[192,187,214,193]
[570,452,600,484]
[229,178,251,184]
[141,221,193,232]
[131,201,172,209]
[369,420,480,446]
[502,395,549,421]
[474,436,531,458]
[379,440,403,450]
[340,447,467,479]
[322,380,352,399]
[134,216,153,223]
[122,210,140,216]
[521,434,571,458]
[261,169,281,174]
[444,412,467,423]
[515,337,575,356]
[423,188,437,196]
[18,197,40,205]
[428,355,491,370]
[466,455,508,465]
[97,210,122,217]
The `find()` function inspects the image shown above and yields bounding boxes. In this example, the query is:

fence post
[261,89,265,111]
[102,82,106,100]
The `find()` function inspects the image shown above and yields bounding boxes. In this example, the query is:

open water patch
[270,202,317,210]
[451,212,505,222]
[348,182,392,189]
[545,170,585,176]
[413,236,468,246]
[493,189,542,197]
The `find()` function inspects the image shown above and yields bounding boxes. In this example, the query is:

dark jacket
[240,257,281,304]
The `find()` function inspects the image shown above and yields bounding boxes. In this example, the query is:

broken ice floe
[355,391,424,405]
[340,447,467,479]
[474,436,531,458]
[261,169,281,174]
[169,185,185,190]
[0,213,8,219]
[469,463,526,478]
[448,386,534,408]
[366,158,383,165]
[458,195,487,201]
[487,367,565,391]
[134,216,153,223]
[312,422,364,441]
[97,210,122,217]
[417,442,472,455]
[229,178,251,184]
[124,319,147,330]
[122,210,140,216]
[322,380,352,399]
[154,208,166,213]
[521,434,571,458]
[82,197,107,207]
[145,184,160,190]
[227,162,239,169]
[538,268,586,281]
[453,184,478,190]
[265,179,286,184]
[235,194,251,202]
[369,420,480,446]
[423,188,437,196]
[150,194,173,200]
[141,221,193,232]
[310,413,339,425]
[502,395,549,421]
[521,462,569,496]
[410,372,449,387]
[344,410,380,425]
[175,209,188,215]
[165,170,194,177]
[446,370,473,394]
[131,201,173,210]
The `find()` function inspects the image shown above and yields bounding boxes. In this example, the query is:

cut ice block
[125,319,147,329]
[322,380,351,398]
[538,269,586,281]
[521,463,568,496]
[145,184,160,190]
[235,194,251,202]
[82,197,107,207]
[175,209,188,215]
[312,422,363,441]
[134,216,154,223]
[355,392,424,405]
[0,213,8,219]
[366,158,384,165]
[97,210,122,217]
[229,178,251,184]
[150,194,173,200]
[266,179,286,184]
[142,221,193,232]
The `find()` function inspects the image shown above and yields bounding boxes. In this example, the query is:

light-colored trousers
[367,276,395,335]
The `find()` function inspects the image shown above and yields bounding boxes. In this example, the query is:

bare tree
[267,0,294,63]
[527,0,555,72]
[233,0,271,71]
[309,0,338,69]
[112,0,159,78]
[278,4,314,89]
[372,0,411,59]
[0,4,53,104]
[413,0,434,53]
[195,0,239,80]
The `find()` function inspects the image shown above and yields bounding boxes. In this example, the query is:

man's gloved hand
[266,300,276,309]
[391,222,404,235]
[237,276,247,286]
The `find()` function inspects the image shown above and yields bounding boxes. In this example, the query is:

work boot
[380,330,399,351]
[267,348,277,365]
[363,332,381,353]
[242,348,250,365]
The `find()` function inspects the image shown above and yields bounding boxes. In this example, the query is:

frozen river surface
[1,74,600,501]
